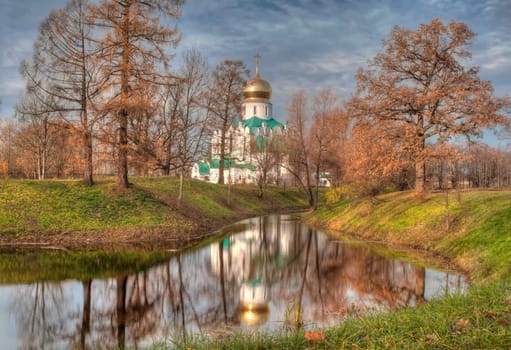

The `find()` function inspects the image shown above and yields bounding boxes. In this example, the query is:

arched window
[265,105,268,116]
[253,106,256,115]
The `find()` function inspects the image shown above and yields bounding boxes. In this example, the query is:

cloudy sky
[1,0,510,143]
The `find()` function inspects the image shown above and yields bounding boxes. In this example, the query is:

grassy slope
[310,190,511,282]
[0,177,307,238]
[0,177,308,284]
[178,190,511,350]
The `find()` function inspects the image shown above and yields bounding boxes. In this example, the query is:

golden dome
[243,54,272,100]
[243,76,272,100]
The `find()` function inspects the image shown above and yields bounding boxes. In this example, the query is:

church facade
[192,58,290,185]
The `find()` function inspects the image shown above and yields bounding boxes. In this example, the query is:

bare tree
[0,118,20,178]
[309,89,341,206]
[285,90,342,208]
[90,0,183,189]
[286,90,315,207]
[20,0,103,185]
[251,126,285,198]
[123,48,210,202]
[15,92,57,180]
[206,60,248,184]
[174,49,210,204]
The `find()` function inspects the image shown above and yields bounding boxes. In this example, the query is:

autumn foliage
[5,11,510,198]
[349,19,510,193]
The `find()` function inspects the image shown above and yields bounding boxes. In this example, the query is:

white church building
[192,57,290,185]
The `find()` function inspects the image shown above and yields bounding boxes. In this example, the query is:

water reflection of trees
[12,282,75,349]
[6,215,466,348]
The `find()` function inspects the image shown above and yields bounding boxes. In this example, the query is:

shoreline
[0,207,310,251]
[0,177,310,250]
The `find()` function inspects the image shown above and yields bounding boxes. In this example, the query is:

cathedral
[192,57,289,185]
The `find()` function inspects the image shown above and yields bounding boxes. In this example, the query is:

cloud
[0,0,68,116]
[0,38,33,69]
[1,0,510,122]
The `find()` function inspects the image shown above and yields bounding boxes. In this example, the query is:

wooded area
[0,1,509,198]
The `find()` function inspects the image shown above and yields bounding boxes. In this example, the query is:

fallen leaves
[425,333,439,342]
[304,330,326,344]
[452,318,473,332]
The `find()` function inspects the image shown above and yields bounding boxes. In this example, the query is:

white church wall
[243,102,272,119]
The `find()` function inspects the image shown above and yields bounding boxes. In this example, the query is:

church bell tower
[242,54,273,120]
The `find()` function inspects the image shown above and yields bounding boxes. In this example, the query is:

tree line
[0,6,509,201]
[0,0,249,193]
[283,19,510,206]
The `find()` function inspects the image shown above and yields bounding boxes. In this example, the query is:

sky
[1,0,510,145]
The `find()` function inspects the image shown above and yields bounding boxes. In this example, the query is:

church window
[265,105,268,116]
[253,106,256,115]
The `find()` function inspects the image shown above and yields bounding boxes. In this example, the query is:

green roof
[209,158,256,171]
[242,116,284,131]
[233,116,285,132]
[198,162,210,175]
[210,158,235,169]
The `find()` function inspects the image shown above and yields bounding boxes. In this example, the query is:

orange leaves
[304,330,326,344]
[349,19,511,193]
[0,160,8,179]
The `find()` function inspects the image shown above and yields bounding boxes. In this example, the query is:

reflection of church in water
[192,55,290,184]
[210,215,292,327]
[209,215,467,330]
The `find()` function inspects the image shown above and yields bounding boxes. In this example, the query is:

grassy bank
[0,177,307,246]
[175,190,511,349]
[176,280,510,349]
[309,190,511,282]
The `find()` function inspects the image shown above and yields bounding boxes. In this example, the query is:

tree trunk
[80,279,92,349]
[117,109,129,189]
[218,128,226,184]
[219,241,228,323]
[178,169,184,206]
[314,164,321,210]
[415,160,426,193]
[305,163,315,208]
[117,4,131,190]
[83,129,94,186]
[82,52,93,185]
[116,275,127,349]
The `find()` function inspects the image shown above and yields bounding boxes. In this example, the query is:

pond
[0,214,467,349]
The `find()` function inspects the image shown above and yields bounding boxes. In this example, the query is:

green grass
[3,180,510,349]
[0,179,169,233]
[0,177,308,236]
[174,280,511,350]
[0,177,307,284]
[311,190,511,282]
[163,189,511,350]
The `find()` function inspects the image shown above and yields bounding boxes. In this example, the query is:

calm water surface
[0,214,467,349]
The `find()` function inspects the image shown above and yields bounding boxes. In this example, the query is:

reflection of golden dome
[243,76,272,101]
[240,304,270,328]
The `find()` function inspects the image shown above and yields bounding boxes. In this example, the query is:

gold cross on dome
[255,53,261,77]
